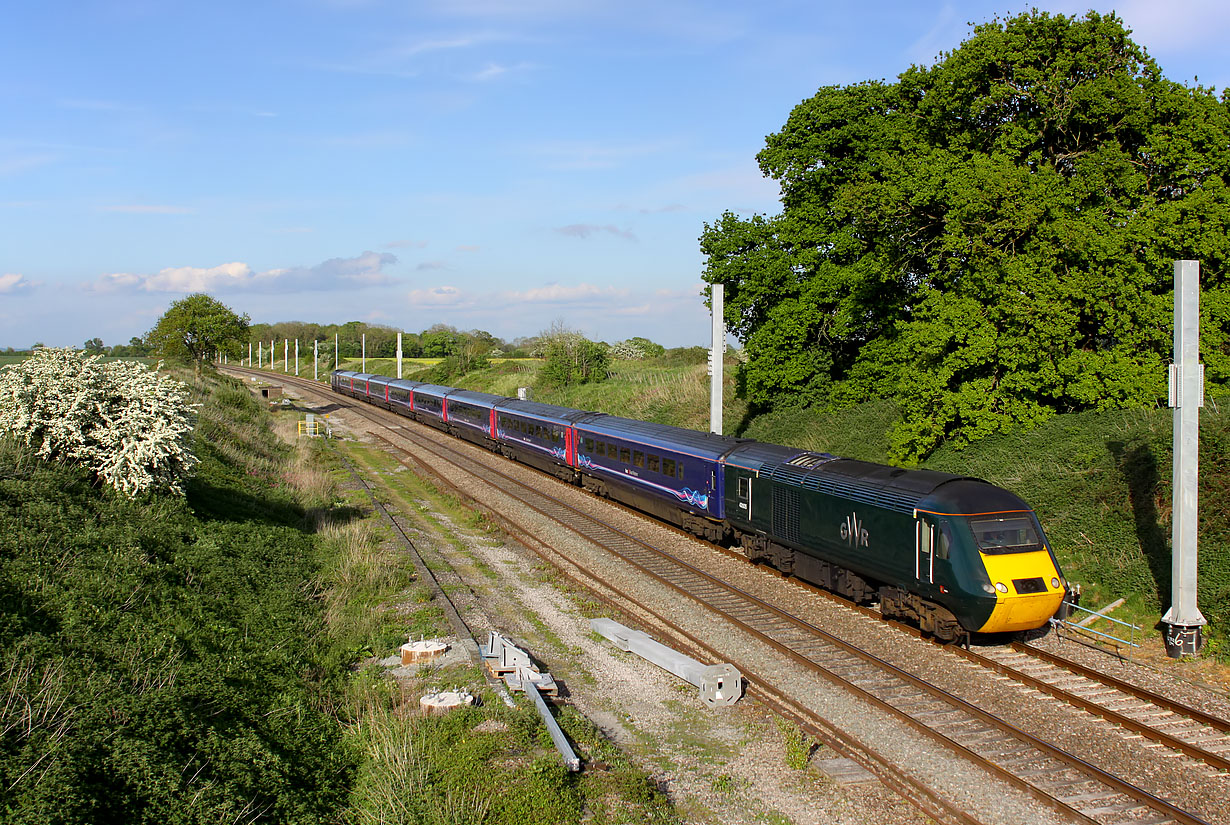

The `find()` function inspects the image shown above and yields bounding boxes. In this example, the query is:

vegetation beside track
[0,368,679,822]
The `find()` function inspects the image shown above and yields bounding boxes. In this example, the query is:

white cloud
[406,281,631,311]
[504,283,627,304]
[144,261,256,292]
[385,239,429,249]
[407,285,469,306]
[554,224,636,241]
[93,251,399,294]
[0,273,37,295]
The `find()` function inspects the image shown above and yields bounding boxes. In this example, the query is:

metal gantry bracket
[480,632,579,771]
[590,619,743,707]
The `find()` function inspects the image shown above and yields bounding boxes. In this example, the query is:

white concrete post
[709,283,725,435]
[1162,260,1207,656]
[362,333,366,373]
[314,339,318,381]
[270,339,275,370]
[258,341,262,368]
[397,332,403,379]
[294,339,299,376]
[248,341,252,367]
[284,338,288,373]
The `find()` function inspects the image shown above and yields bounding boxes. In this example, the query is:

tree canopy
[147,294,250,372]
[701,11,1230,461]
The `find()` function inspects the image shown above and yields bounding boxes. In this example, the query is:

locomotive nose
[976,550,1066,633]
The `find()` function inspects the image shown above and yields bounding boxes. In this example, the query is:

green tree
[83,337,105,354]
[147,294,250,376]
[537,322,610,387]
[701,11,1230,462]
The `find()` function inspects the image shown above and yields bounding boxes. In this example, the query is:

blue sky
[3,1,1228,349]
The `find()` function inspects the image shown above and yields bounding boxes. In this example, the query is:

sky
[3,1,1229,350]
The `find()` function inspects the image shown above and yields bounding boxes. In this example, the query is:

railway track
[228,366,1222,825]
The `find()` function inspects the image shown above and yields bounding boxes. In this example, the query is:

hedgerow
[0,348,197,496]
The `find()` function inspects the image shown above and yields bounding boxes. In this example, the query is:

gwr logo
[840,512,869,547]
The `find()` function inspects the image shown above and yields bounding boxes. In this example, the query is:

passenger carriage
[443,389,507,449]
[573,416,741,541]
[493,400,594,481]
[408,384,453,431]
[387,378,423,415]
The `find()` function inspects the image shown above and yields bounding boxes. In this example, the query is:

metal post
[397,332,403,379]
[590,619,742,707]
[1162,260,1206,657]
[294,340,299,376]
[709,283,725,435]
[362,333,366,373]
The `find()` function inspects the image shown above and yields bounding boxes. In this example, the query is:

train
[331,369,1071,641]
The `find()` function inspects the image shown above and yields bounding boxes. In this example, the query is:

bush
[0,349,197,496]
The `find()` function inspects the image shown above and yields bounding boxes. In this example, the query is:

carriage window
[662,458,676,477]
[738,477,750,499]
[584,438,594,452]
[633,450,644,468]
[677,461,684,479]
[648,454,660,473]
[596,441,605,456]
[619,447,631,464]
[553,430,561,444]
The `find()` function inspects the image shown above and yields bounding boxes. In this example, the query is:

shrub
[0,348,197,496]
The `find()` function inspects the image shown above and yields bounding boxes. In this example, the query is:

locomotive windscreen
[969,516,1043,554]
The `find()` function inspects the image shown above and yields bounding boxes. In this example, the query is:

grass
[317,434,680,824]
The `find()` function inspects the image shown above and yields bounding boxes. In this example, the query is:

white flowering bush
[609,339,648,360]
[0,349,198,496]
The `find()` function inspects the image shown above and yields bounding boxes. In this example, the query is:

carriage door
[915,516,936,584]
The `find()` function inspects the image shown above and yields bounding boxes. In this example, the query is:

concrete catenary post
[1162,259,1207,656]
[258,341,263,368]
[284,338,288,373]
[709,283,725,435]
[314,339,318,381]
[334,333,339,371]
[294,339,299,376]
[248,341,252,367]
[270,339,275,370]
[361,333,366,373]
[397,332,402,379]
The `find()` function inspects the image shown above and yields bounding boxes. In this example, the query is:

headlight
[1051,577,1061,589]
[981,583,995,594]
[994,582,1008,593]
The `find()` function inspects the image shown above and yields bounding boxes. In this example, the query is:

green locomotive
[722,443,1068,640]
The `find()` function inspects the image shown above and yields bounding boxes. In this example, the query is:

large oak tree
[701,11,1230,461]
